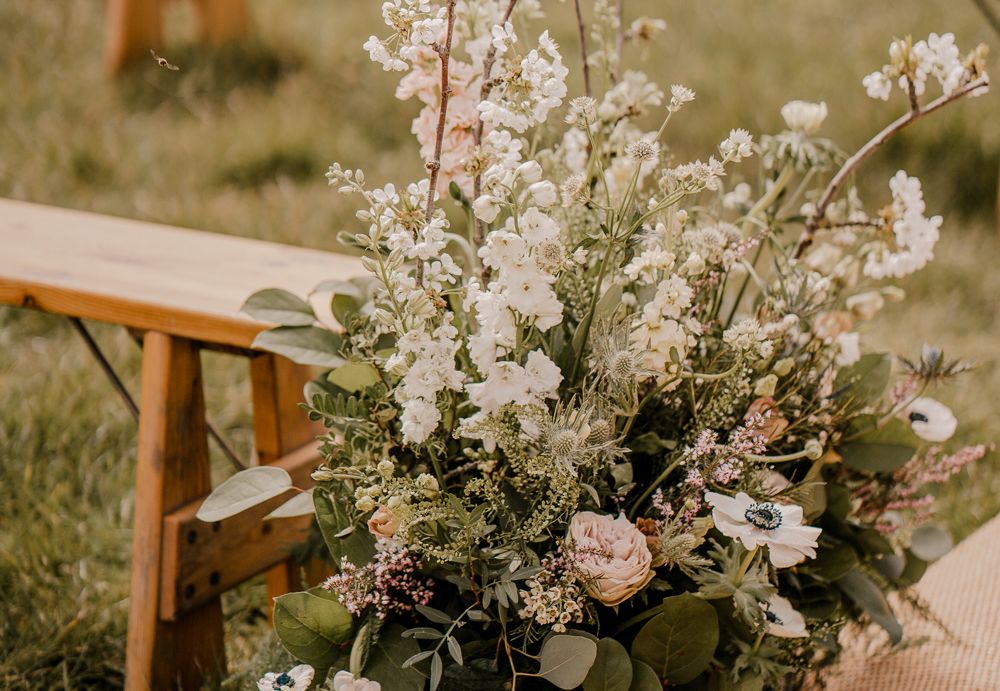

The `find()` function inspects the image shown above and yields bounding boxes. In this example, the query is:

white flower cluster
[479,24,569,132]
[518,576,586,633]
[723,319,774,360]
[364,0,448,71]
[631,273,697,373]
[863,171,942,279]
[862,32,987,101]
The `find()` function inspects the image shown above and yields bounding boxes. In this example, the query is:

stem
[420,0,459,287]
[793,75,989,258]
[472,0,519,267]
[573,0,592,97]
[614,0,625,78]
[613,604,662,634]
[569,237,615,384]
[737,546,759,581]
[629,455,685,518]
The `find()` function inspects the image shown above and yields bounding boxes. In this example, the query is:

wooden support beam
[160,443,320,620]
[250,354,326,606]
[105,0,164,74]
[125,332,225,690]
[193,0,250,44]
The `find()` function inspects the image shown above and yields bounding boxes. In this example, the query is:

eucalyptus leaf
[538,634,599,690]
[630,593,719,684]
[628,660,662,691]
[328,361,381,393]
[265,488,316,519]
[241,288,316,326]
[196,466,292,522]
[594,283,624,321]
[314,489,375,567]
[833,353,891,406]
[583,638,632,691]
[253,325,346,368]
[839,419,918,473]
[807,541,859,583]
[835,570,902,644]
[273,591,353,668]
[364,623,424,691]
[910,523,953,561]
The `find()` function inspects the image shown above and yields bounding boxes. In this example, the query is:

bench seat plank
[0,199,362,348]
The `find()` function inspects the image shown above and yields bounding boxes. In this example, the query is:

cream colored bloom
[705,492,821,568]
[780,100,828,135]
[905,397,957,442]
[258,665,315,691]
[332,671,381,691]
[568,512,654,606]
[762,594,808,637]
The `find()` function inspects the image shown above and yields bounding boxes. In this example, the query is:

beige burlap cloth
[813,513,1000,690]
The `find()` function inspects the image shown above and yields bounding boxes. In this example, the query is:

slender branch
[421,0,459,286]
[573,0,592,97]
[793,75,989,259]
[472,0,519,268]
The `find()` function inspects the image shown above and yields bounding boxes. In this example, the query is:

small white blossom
[780,100,828,135]
[762,595,809,638]
[905,397,957,442]
[331,670,381,691]
[258,664,315,691]
[719,128,754,162]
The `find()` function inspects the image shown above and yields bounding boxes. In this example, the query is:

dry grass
[0,0,997,687]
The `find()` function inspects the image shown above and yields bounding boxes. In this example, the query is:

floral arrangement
[196,3,992,689]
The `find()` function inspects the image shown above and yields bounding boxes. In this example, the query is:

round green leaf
[583,638,632,691]
[241,288,316,326]
[196,466,292,522]
[364,623,426,691]
[630,594,719,685]
[839,419,918,473]
[252,325,345,368]
[628,660,661,691]
[910,523,953,561]
[833,353,891,406]
[538,634,599,689]
[273,591,354,668]
[328,361,381,393]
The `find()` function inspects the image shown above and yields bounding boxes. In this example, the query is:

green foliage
[364,624,425,691]
[252,326,346,368]
[630,594,719,684]
[835,570,902,644]
[537,634,598,689]
[273,588,354,668]
[832,353,891,407]
[241,287,317,326]
[196,466,293,522]
[839,418,919,473]
[583,638,632,691]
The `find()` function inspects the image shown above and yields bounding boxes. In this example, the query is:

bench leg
[250,354,323,608]
[126,332,226,690]
[105,0,164,74]
[192,0,250,44]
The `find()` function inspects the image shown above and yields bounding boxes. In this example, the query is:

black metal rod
[68,317,247,472]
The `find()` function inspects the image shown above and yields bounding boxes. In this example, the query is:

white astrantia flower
[761,595,808,638]
[705,492,822,568]
[668,84,695,112]
[905,397,958,442]
[719,128,754,162]
[780,100,828,135]
[257,664,315,691]
[331,670,381,691]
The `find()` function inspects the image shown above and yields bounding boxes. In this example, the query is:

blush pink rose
[567,511,654,606]
[367,506,400,539]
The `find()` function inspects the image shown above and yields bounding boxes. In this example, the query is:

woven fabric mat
[813,513,1000,690]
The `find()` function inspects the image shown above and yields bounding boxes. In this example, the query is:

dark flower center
[275,673,294,688]
[744,502,782,530]
[764,608,783,625]
[909,411,929,424]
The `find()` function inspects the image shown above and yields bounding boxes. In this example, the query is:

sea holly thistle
[200,4,992,688]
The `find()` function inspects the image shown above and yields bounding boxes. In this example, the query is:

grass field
[1,0,998,687]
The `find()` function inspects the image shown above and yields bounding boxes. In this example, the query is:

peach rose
[745,397,789,443]
[367,506,400,539]
[567,512,654,606]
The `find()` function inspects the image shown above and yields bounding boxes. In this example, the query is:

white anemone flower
[761,594,808,638]
[258,664,315,691]
[705,492,822,568]
[905,397,957,442]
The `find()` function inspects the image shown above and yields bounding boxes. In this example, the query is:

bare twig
[793,75,989,259]
[573,0,592,97]
[472,0,519,268]
[420,0,459,286]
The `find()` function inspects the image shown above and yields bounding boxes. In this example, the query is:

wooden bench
[0,199,363,689]
[105,0,249,74]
